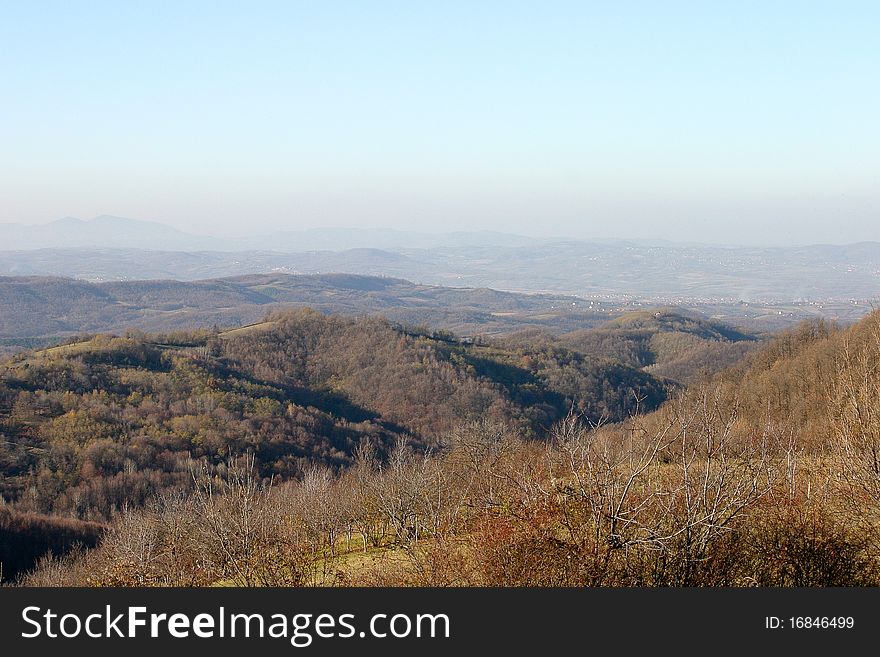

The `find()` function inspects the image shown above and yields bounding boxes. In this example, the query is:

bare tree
[830,324,880,507]
[191,454,307,586]
[348,442,383,552]
[660,387,775,584]
[547,385,775,585]
[373,437,431,546]
[297,465,341,557]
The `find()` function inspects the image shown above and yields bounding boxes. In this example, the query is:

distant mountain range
[1,216,878,305]
[0,216,540,251]
[0,215,225,251]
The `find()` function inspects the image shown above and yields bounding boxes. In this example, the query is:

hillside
[19,310,880,588]
[0,309,667,522]
[0,273,617,350]
[500,308,760,385]
[10,305,880,587]
[0,508,105,582]
[622,308,880,457]
[561,309,760,384]
[13,311,880,587]
[706,313,876,449]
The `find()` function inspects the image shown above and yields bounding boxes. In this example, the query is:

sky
[1,1,878,245]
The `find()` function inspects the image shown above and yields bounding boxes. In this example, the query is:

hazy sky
[1,1,878,244]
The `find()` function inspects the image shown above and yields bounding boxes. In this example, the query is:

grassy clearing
[218,321,278,338]
[36,340,98,356]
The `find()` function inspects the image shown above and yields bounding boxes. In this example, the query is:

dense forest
[5,306,880,587]
[0,309,666,521]
[500,308,759,385]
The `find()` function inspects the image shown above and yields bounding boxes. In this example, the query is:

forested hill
[0,273,612,348]
[557,309,758,384]
[498,308,760,385]
[0,309,667,520]
[705,312,879,448]
[620,308,880,457]
[9,309,880,587]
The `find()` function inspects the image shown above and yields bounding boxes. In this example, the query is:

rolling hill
[557,309,760,384]
[498,308,760,385]
[0,218,877,321]
[0,273,619,349]
[0,309,669,522]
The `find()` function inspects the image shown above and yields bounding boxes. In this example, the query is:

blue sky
[1,1,878,244]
